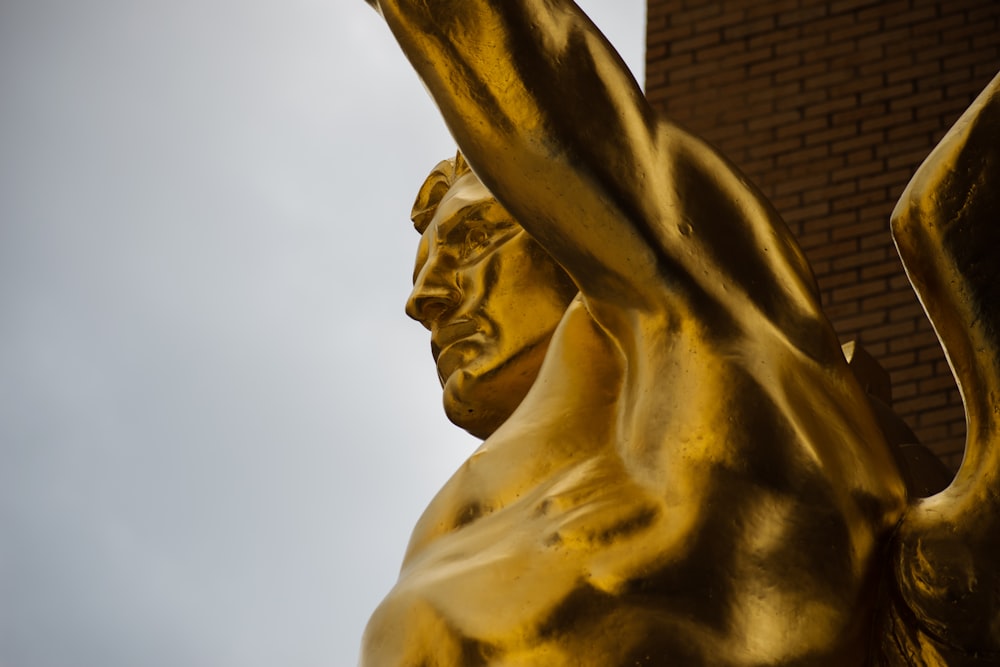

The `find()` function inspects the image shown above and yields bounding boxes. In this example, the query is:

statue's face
[406,171,576,439]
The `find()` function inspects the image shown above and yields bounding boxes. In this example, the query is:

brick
[857,0,912,22]
[775,88,830,111]
[881,351,918,370]
[918,68,979,92]
[670,59,728,82]
[805,123,862,146]
[862,289,915,311]
[797,229,831,249]
[775,33,831,58]
[888,302,926,321]
[825,300,860,319]
[724,17,777,40]
[697,10,750,33]
[799,209,857,234]
[831,217,886,241]
[831,188,887,212]
[885,4,939,29]
[803,178,857,204]
[775,111,830,139]
[745,0,800,20]
[918,375,958,393]
[749,25,802,50]
[860,231,896,251]
[823,269,863,289]
[944,51,992,72]
[673,31,723,54]
[893,381,918,400]
[778,6,830,27]
[802,39,859,64]
[831,160,885,182]
[784,201,834,225]
[828,19,883,43]
[648,24,695,44]
[886,118,941,141]
[968,5,1000,23]
[857,27,915,55]
[830,131,881,155]
[861,83,917,106]
[829,0,881,13]
[838,310,888,332]
[919,405,966,427]
[747,80,803,105]
[887,61,941,86]
[942,18,999,43]
[748,109,803,132]
[895,392,948,416]
[670,3,723,25]
[891,362,934,383]
[910,11,964,37]
[832,280,887,306]
[865,320,917,342]
[807,237,858,260]
[915,41,976,64]
[747,135,805,158]
[774,172,832,197]
[860,109,915,133]
[696,40,749,62]
[803,68,857,91]
[892,330,943,354]
[844,147,874,165]
[832,103,884,125]
[749,53,804,77]
[971,33,1000,52]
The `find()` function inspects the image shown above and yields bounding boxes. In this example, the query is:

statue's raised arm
[368,0,832,358]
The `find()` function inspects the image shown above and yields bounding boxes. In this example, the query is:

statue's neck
[402,300,623,562]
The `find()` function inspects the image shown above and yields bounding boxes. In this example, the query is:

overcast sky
[0,1,645,665]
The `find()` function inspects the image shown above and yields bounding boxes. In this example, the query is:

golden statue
[357,1,1000,664]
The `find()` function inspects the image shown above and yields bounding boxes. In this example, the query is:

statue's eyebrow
[437,200,519,242]
[435,200,495,238]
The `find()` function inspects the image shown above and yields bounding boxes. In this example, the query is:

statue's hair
[410,151,472,233]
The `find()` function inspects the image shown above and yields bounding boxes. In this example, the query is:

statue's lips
[431,319,481,359]
[431,319,482,376]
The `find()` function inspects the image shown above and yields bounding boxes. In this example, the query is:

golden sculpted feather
[357,1,1000,664]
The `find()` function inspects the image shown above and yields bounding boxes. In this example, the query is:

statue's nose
[406,261,461,327]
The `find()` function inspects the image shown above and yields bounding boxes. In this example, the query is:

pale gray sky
[0,1,644,664]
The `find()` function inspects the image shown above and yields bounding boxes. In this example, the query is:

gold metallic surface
[357,2,1000,664]
[884,71,1000,665]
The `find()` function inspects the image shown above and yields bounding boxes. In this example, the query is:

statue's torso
[361,301,906,666]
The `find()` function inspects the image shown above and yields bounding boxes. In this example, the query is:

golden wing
[886,71,1000,664]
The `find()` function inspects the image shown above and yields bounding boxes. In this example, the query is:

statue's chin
[441,370,510,440]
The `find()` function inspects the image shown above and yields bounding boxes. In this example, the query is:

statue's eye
[464,226,489,256]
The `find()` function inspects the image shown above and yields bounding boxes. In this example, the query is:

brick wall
[645,0,1000,468]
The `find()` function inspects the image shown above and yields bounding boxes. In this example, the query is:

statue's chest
[362,459,668,664]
